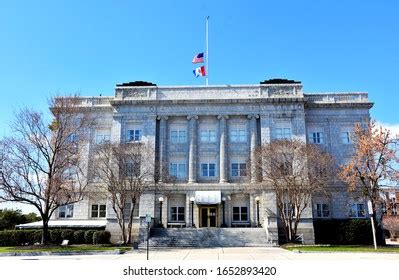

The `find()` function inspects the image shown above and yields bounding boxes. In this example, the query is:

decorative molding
[187,115,199,120]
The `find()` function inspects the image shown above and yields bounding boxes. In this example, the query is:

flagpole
[206,16,209,86]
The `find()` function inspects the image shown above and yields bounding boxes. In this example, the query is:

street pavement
[1,247,399,260]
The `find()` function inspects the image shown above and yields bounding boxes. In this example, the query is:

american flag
[192,52,204,64]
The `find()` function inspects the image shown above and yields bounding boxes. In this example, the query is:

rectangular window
[66,133,78,143]
[127,129,142,142]
[230,124,247,142]
[170,206,185,222]
[309,132,324,144]
[274,128,292,140]
[201,163,216,177]
[91,204,106,218]
[200,130,217,142]
[341,132,351,144]
[125,158,141,177]
[315,203,330,218]
[170,126,187,143]
[349,203,365,218]
[123,202,139,220]
[232,207,248,221]
[231,162,247,177]
[170,163,187,178]
[58,204,74,218]
[95,134,111,144]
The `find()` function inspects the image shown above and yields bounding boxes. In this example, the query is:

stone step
[140,227,276,248]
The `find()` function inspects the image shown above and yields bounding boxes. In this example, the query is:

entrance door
[200,207,218,227]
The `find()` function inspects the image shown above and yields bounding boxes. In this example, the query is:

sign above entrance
[195,191,221,204]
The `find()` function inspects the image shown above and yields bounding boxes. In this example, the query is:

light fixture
[158,196,164,202]
[255,196,260,202]
[190,196,195,202]
[222,196,226,202]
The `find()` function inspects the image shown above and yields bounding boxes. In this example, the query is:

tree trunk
[41,219,50,245]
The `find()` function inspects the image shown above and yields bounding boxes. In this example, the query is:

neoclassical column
[187,115,198,183]
[157,115,168,182]
[217,115,229,183]
[248,114,260,183]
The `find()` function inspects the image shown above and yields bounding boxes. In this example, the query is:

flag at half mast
[193,66,206,77]
[192,52,204,64]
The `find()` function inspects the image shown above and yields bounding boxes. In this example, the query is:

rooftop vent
[260,78,301,84]
[116,81,157,87]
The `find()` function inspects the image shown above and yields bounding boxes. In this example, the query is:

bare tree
[90,141,155,244]
[339,121,399,228]
[0,96,92,244]
[253,139,335,243]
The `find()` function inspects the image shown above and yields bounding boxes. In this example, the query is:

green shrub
[73,230,86,244]
[84,230,96,244]
[50,229,63,244]
[93,230,111,244]
[24,230,42,245]
[60,229,75,244]
[313,219,384,245]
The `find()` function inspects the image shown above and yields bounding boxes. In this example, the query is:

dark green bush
[73,230,86,244]
[50,229,63,244]
[313,219,384,245]
[84,230,96,244]
[93,230,111,244]
[60,229,75,244]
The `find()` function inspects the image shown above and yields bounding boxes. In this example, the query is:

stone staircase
[139,228,276,248]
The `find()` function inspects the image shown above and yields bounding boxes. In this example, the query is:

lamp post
[255,196,260,227]
[190,197,195,227]
[158,196,164,228]
[221,196,227,227]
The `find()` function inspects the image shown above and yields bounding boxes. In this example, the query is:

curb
[0,249,125,257]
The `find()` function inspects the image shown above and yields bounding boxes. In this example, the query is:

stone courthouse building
[40,79,373,245]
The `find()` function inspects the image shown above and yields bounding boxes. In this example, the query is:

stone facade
[51,81,373,245]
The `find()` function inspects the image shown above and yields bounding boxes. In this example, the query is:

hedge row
[313,219,385,245]
[0,229,111,246]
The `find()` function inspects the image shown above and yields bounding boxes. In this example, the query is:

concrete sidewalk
[1,247,399,260]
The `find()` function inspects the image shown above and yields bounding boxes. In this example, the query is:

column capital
[247,114,260,120]
[187,115,199,120]
[217,115,229,120]
[157,115,169,121]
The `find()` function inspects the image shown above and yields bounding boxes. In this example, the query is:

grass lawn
[284,245,399,253]
[0,245,132,253]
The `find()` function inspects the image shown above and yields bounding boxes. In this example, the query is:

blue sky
[0,0,399,212]
[1,0,399,134]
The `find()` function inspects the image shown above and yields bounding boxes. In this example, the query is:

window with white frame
[63,166,77,180]
[274,127,292,140]
[349,203,365,218]
[91,204,106,218]
[124,157,141,177]
[170,125,187,143]
[309,132,324,144]
[341,131,351,144]
[58,204,74,218]
[170,206,185,222]
[95,132,111,144]
[123,202,139,220]
[200,156,216,177]
[315,203,330,218]
[126,128,142,142]
[230,123,247,142]
[232,206,248,221]
[231,157,247,177]
[200,129,217,143]
[169,161,187,178]
[66,133,78,143]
